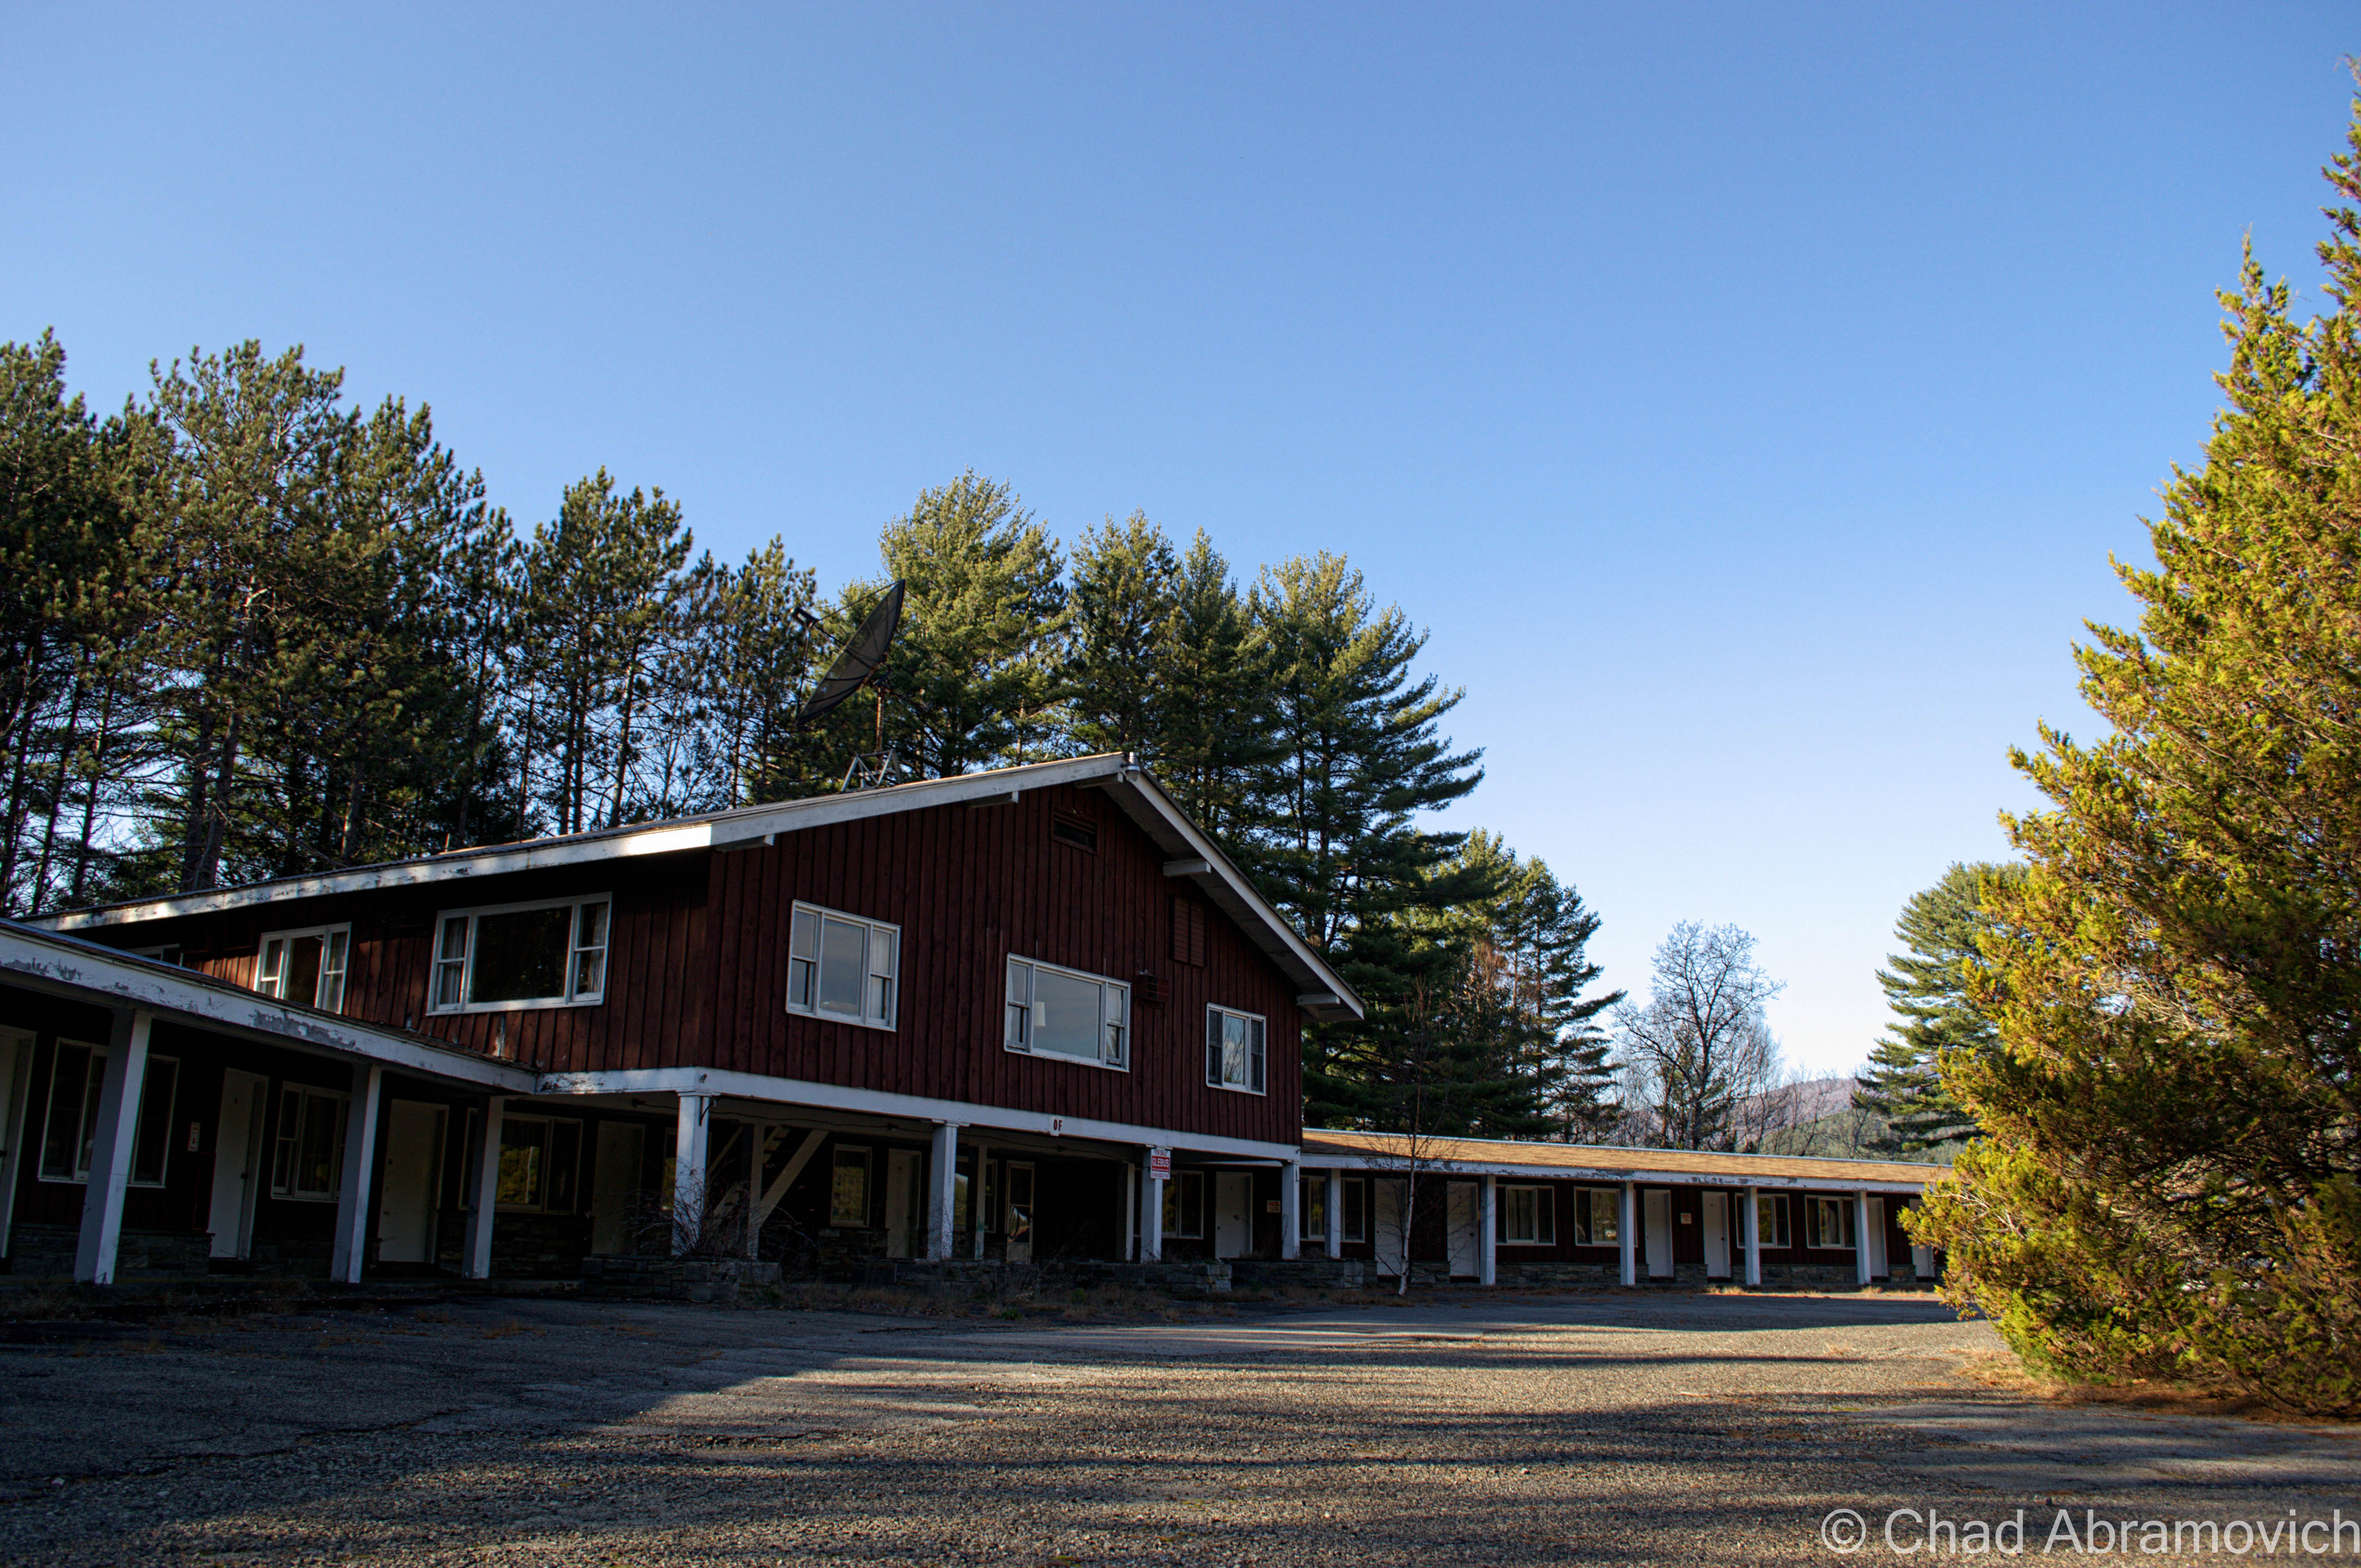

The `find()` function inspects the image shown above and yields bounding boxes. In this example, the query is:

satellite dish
[796,580,905,728]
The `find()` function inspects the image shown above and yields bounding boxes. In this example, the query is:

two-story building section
[2,753,1360,1285]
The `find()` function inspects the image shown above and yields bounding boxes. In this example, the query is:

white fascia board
[38,755,1140,931]
[1292,1153,1933,1194]
[0,925,536,1092]
[533,1065,1303,1162]
[1096,769,1365,1022]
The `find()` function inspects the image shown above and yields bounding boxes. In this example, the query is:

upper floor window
[257,925,349,1012]
[787,903,899,1029]
[430,895,609,1014]
[1204,1005,1266,1094]
[1005,956,1129,1070]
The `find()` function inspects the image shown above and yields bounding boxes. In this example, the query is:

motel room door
[207,1069,270,1259]
[591,1123,645,1255]
[1643,1189,1674,1279]
[1864,1198,1888,1279]
[376,1101,447,1264]
[1701,1191,1731,1280]
[1214,1171,1253,1259]
[1446,1182,1479,1278]
[885,1150,921,1259]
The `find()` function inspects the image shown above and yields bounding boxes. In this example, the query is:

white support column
[462,1096,506,1279]
[1280,1160,1302,1260]
[1478,1174,1498,1287]
[926,1121,961,1261]
[329,1063,385,1285]
[1324,1170,1344,1259]
[1141,1145,1167,1262]
[970,1138,988,1258]
[673,1092,713,1256]
[75,1009,152,1284]
[1743,1185,1762,1287]
[1618,1180,1637,1287]
[1124,1163,1138,1261]
[1855,1191,1874,1286]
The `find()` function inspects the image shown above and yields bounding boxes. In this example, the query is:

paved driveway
[2,1290,2353,1565]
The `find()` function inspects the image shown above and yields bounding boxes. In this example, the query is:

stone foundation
[4,1225,213,1279]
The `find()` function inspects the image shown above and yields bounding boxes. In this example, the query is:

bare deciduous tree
[1613,922,1785,1151]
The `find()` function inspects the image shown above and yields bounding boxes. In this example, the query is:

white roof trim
[0,921,536,1092]
[1294,1149,1937,1193]
[28,753,1363,1023]
[535,1066,1305,1162]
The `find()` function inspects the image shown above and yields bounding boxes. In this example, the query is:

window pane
[1343,1179,1366,1242]
[1205,1008,1223,1085]
[39,1044,92,1180]
[1301,1177,1326,1239]
[284,936,323,1013]
[468,906,572,1003]
[818,917,866,1014]
[318,930,349,1012]
[297,1093,342,1197]
[257,938,286,997]
[1030,966,1103,1060]
[439,916,469,962]
[790,906,817,959]
[1592,1189,1619,1244]
[1006,960,1030,1048]
[1249,1017,1266,1093]
[789,956,815,1011]
[831,1148,869,1226]
[74,1052,105,1180]
[1221,1012,1249,1085]
[498,1119,546,1208]
[572,901,609,998]
[131,1057,178,1185]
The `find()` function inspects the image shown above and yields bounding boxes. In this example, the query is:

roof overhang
[0,921,536,1093]
[1295,1136,1946,1194]
[27,754,1364,1023]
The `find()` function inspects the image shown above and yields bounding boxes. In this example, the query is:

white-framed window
[430,895,610,1014]
[270,1083,349,1201]
[1340,1177,1368,1243]
[1757,1192,1792,1248]
[256,924,350,1012]
[1298,1175,1328,1241]
[36,1042,179,1186]
[1161,1169,1206,1238]
[496,1115,583,1212]
[1574,1186,1620,1245]
[1498,1184,1557,1246]
[1203,1005,1266,1094]
[831,1144,872,1227]
[1808,1196,1855,1250]
[787,903,899,1030]
[1005,956,1129,1070]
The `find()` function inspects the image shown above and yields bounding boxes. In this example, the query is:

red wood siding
[84,782,1304,1145]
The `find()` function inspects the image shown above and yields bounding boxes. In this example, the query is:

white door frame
[208,1068,271,1259]
[1642,1188,1674,1279]
[1702,1190,1731,1279]
[1446,1181,1479,1278]
[1214,1170,1253,1260]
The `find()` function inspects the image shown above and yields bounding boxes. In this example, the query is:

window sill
[1006,1045,1130,1073]
[36,1174,167,1188]
[1207,1081,1267,1097]
[430,997,603,1016]
[787,1005,897,1032]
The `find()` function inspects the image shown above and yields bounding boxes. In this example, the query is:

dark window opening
[1051,815,1098,852]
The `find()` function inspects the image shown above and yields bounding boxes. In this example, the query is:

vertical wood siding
[93,782,1305,1145]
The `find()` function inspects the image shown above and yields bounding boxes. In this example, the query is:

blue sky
[6,5,2354,1073]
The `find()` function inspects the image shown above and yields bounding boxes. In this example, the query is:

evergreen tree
[1248,553,1489,1127]
[1065,510,1180,758]
[514,471,692,834]
[690,539,818,807]
[843,471,1067,780]
[1855,861,2021,1154]
[1149,531,1282,855]
[1914,100,2361,1415]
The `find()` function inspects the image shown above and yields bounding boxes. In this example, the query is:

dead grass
[1950,1346,2335,1425]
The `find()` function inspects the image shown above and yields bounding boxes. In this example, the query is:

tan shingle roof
[1298,1129,1950,1191]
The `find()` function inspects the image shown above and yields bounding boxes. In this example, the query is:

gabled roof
[1299,1129,1948,1193]
[31,753,1365,1022]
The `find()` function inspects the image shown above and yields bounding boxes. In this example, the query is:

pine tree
[843,471,1067,780]
[691,539,818,807]
[1914,98,2361,1415]
[1855,862,2020,1155]
[1149,530,1282,856]
[1065,510,1180,758]
[1248,553,1489,1127]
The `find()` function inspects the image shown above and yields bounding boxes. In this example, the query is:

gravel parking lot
[3,1289,2355,1566]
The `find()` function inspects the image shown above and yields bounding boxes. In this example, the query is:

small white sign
[1147,1149,1171,1181]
